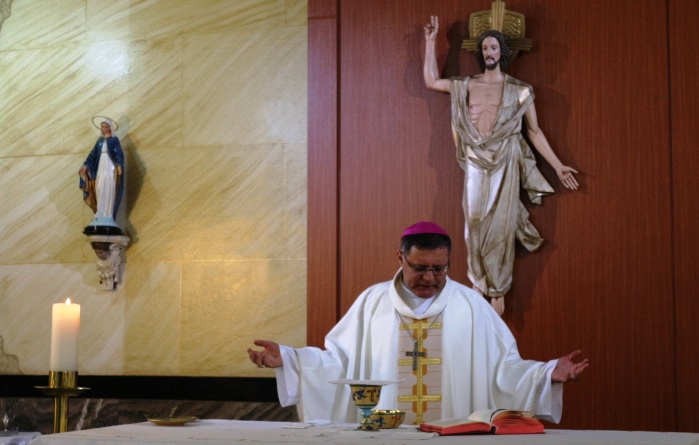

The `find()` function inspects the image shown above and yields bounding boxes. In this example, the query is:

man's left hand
[551,350,589,383]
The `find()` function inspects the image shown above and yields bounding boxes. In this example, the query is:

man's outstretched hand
[552,350,589,383]
[247,340,283,369]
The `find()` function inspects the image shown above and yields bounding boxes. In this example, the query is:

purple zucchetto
[401,221,450,238]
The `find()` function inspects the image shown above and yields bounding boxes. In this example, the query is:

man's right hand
[247,340,283,368]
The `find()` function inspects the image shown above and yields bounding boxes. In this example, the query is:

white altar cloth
[0,431,41,445]
[27,419,699,445]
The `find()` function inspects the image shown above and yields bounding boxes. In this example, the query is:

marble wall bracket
[86,235,130,290]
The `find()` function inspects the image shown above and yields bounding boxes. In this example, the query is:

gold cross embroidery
[397,318,442,424]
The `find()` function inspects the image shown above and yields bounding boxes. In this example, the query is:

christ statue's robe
[450,75,554,297]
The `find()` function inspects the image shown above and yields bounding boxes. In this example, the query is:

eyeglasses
[403,257,449,276]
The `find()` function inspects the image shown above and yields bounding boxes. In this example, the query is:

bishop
[247,222,588,424]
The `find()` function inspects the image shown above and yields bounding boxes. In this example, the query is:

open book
[419,409,545,435]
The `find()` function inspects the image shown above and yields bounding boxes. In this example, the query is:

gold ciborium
[369,409,406,429]
[330,379,400,431]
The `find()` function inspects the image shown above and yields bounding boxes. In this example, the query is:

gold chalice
[330,379,401,432]
[349,383,383,431]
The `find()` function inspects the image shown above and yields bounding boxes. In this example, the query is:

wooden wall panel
[670,1,699,433]
[500,0,675,432]
[338,0,471,313]
[308,0,698,432]
[308,0,336,18]
[307,0,339,347]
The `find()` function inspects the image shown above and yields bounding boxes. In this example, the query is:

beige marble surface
[0,0,307,377]
[1,396,298,435]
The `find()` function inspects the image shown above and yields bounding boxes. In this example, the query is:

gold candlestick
[35,371,90,433]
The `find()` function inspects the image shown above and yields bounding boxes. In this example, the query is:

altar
[27,420,699,445]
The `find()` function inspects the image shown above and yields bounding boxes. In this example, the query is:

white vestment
[95,140,116,219]
[275,271,563,423]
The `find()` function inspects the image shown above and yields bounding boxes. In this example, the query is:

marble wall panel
[0,0,307,378]
[123,143,289,263]
[0,257,182,376]
[0,41,145,158]
[86,0,288,42]
[182,26,307,147]
[91,37,186,150]
[0,156,85,264]
[0,263,119,374]
[121,263,182,375]
[0,0,86,51]
[0,336,21,373]
[286,0,309,25]
[68,285,128,376]
[284,141,308,259]
[180,259,306,377]
[0,397,297,435]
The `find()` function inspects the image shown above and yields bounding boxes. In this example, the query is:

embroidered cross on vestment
[397,317,443,424]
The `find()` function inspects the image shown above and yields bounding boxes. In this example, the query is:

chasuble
[274,271,563,425]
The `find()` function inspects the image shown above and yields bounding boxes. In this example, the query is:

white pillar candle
[50,298,81,371]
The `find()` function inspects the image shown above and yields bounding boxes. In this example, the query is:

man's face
[481,36,501,71]
[397,246,450,299]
